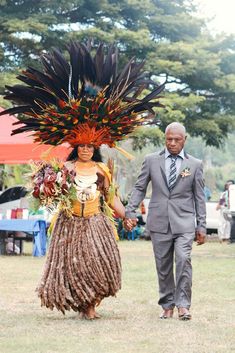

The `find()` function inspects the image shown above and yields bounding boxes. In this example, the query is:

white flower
[56,171,63,183]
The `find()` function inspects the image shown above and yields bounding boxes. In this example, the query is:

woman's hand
[123,218,137,231]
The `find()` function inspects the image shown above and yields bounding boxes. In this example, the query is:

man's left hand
[195,231,206,245]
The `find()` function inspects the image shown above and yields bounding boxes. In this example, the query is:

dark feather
[5,85,57,107]
[40,55,68,89]
[67,41,82,98]
[94,43,104,85]
[141,82,165,103]
[16,73,43,88]
[101,45,116,86]
[51,48,70,79]
[0,105,32,116]
[80,43,96,84]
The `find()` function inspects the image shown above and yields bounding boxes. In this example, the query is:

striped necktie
[168,155,178,191]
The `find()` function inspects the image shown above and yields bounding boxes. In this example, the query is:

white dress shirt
[165,149,185,186]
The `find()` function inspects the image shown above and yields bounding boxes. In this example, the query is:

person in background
[204,185,211,201]
[5,237,20,255]
[216,180,234,243]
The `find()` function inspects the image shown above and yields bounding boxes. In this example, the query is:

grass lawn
[0,239,235,353]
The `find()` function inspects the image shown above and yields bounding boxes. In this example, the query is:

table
[0,219,47,256]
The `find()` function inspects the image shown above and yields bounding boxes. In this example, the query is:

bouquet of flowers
[29,159,77,214]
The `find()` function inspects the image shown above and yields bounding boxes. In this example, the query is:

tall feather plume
[0,41,165,147]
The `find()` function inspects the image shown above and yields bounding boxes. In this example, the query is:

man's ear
[184,135,187,142]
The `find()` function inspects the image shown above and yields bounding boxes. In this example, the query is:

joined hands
[123,218,137,231]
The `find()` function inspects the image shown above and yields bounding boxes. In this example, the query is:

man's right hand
[123,218,137,231]
[195,230,206,245]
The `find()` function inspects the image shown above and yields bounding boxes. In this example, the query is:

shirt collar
[165,148,185,160]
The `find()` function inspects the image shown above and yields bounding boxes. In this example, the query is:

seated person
[5,237,20,255]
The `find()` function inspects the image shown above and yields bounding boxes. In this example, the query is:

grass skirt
[37,211,121,313]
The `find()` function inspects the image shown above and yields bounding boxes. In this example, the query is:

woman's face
[77,144,94,162]
[225,181,233,190]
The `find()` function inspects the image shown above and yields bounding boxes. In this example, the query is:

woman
[0,40,164,318]
[37,144,125,319]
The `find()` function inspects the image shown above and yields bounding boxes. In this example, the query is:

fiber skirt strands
[37,212,121,313]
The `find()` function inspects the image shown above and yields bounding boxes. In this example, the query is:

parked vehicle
[206,201,219,234]
[0,186,28,213]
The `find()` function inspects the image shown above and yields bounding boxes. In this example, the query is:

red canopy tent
[0,107,72,164]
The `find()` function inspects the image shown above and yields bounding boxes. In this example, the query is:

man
[124,122,206,320]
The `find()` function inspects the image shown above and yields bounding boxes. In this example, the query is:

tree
[0,0,235,147]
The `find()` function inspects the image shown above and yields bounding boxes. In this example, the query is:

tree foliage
[0,0,235,147]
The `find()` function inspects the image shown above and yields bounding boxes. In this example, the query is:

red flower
[43,185,55,197]
[33,186,40,198]
[61,184,68,195]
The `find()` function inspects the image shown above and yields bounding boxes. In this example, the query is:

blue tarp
[0,219,47,256]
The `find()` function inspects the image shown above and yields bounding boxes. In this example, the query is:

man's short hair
[165,122,186,136]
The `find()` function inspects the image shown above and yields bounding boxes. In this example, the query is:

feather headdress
[0,41,164,149]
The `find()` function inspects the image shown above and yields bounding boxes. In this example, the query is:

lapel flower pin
[181,167,191,178]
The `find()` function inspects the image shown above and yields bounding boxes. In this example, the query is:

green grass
[0,240,235,353]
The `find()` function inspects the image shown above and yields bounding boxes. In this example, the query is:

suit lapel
[159,150,169,190]
[174,152,190,188]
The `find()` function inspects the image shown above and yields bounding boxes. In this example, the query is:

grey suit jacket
[125,150,206,235]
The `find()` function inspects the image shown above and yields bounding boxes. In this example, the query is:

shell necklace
[74,164,98,203]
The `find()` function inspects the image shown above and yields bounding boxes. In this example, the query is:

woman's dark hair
[224,179,235,191]
[66,146,103,162]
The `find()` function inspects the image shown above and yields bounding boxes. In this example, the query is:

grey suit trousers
[150,228,194,309]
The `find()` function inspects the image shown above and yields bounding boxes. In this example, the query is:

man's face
[165,129,186,155]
